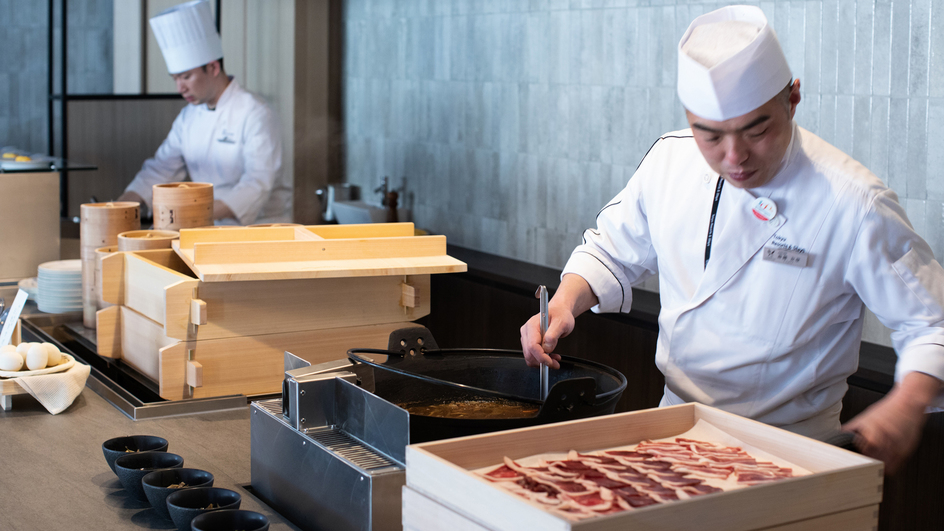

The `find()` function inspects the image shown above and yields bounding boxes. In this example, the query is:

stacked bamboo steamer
[80,202,140,328]
[153,182,213,231]
[117,230,180,251]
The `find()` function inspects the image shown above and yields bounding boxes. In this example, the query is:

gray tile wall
[343,0,944,347]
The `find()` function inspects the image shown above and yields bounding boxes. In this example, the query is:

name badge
[217,128,236,144]
[763,246,809,267]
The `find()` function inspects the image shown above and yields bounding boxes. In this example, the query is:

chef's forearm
[213,200,235,221]
[889,371,943,412]
[550,274,600,318]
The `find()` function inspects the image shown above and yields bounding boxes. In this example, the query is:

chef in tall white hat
[118,0,292,225]
[521,5,944,474]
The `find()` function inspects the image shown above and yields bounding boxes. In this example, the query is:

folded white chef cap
[677,5,792,121]
[149,0,223,75]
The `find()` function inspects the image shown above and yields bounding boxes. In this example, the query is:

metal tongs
[535,285,549,401]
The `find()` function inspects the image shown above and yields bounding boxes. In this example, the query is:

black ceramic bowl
[166,487,241,531]
[191,509,269,531]
[102,435,169,475]
[142,468,215,520]
[114,451,184,502]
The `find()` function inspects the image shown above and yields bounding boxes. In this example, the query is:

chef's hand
[842,371,941,475]
[213,200,235,221]
[519,274,600,370]
[520,307,570,370]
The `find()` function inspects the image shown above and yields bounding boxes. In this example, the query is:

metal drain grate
[306,427,400,471]
[255,399,283,417]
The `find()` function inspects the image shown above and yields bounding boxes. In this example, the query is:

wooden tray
[172,223,467,282]
[100,248,431,341]
[97,304,420,400]
[405,403,883,531]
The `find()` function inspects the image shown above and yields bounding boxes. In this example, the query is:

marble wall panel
[343,0,944,347]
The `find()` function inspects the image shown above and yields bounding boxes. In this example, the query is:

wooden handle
[401,282,419,308]
[186,360,203,388]
[191,298,207,325]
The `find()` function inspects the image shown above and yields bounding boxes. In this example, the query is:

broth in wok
[399,397,540,419]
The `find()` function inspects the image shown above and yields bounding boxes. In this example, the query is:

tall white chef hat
[677,5,792,121]
[149,0,223,75]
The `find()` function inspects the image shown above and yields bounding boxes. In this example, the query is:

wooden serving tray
[405,403,883,531]
[172,223,467,282]
[97,304,420,400]
[100,248,431,341]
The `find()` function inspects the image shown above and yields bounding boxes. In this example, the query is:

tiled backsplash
[343,0,944,347]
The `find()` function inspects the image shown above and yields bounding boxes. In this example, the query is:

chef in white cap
[118,0,292,225]
[521,5,944,474]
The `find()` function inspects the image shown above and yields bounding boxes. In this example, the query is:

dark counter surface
[0,386,300,530]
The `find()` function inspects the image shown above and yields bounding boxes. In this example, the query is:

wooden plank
[402,487,878,531]
[158,321,422,400]
[757,505,878,530]
[124,252,198,325]
[99,251,125,306]
[191,235,448,265]
[95,305,122,359]
[162,274,430,341]
[177,226,296,249]
[402,487,492,531]
[119,306,177,382]
[306,223,415,239]
[175,251,467,282]
[405,403,883,531]
[292,227,324,241]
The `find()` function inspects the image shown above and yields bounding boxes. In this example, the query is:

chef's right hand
[519,305,573,370]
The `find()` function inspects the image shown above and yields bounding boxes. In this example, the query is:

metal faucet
[374,176,390,206]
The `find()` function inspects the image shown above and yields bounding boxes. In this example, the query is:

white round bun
[0,351,23,371]
[42,343,62,366]
[26,344,48,371]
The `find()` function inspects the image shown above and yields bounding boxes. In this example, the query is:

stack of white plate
[37,260,82,313]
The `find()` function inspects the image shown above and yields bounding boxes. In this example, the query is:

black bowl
[191,509,269,531]
[166,487,241,531]
[114,451,184,502]
[142,468,215,520]
[102,435,169,475]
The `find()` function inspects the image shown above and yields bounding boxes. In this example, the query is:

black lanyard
[704,177,724,269]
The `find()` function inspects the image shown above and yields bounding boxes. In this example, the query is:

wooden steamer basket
[152,182,213,231]
[79,202,140,328]
[117,230,179,251]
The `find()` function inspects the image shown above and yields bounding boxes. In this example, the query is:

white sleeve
[845,188,944,404]
[123,111,188,210]
[561,142,661,314]
[214,103,283,225]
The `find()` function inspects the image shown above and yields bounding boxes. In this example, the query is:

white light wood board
[107,249,431,340]
[402,487,878,531]
[164,274,430,340]
[158,321,422,400]
[405,403,883,531]
[95,305,121,359]
[172,223,466,282]
[119,306,176,382]
[176,223,416,250]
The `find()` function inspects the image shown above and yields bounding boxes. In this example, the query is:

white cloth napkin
[15,363,91,414]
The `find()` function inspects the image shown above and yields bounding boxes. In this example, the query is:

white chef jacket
[563,123,944,440]
[125,78,291,225]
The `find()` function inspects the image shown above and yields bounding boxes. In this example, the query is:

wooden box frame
[100,248,430,341]
[97,304,419,400]
[405,403,883,531]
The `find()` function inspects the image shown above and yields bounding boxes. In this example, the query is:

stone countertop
[0,383,301,530]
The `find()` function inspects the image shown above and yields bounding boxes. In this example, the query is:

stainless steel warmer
[250,355,408,531]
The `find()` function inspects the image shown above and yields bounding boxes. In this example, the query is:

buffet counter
[0,376,299,530]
